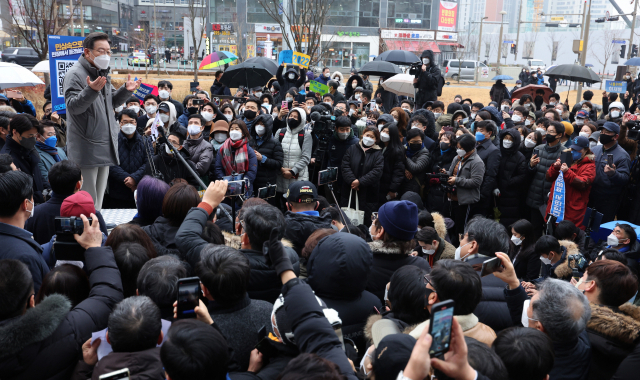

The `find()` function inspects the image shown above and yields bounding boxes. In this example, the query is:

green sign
[336,31,360,37]
[309,80,329,95]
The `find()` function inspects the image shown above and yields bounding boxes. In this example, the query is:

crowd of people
[0,31,640,380]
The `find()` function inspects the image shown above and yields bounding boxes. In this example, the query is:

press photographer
[412,49,443,109]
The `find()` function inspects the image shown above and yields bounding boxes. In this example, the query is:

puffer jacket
[325,129,359,187]
[276,108,312,191]
[476,136,502,202]
[414,50,442,108]
[590,142,631,198]
[146,147,199,187]
[275,65,306,104]
[374,87,400,114]
[545,152,596,230]
[525,142,563,209]
[447,151,485,206]
[344,74,364,100]
[210,79,231,96]
[400,147,430,195]
[408,313,497,347]
[142,216,180,252]
[340,142,384,225]
[307,233,382,354]
[249,114,283,194]
[107,132,149,201]
[465,255,514,332]
[496,129,527,227]
[379,146,405,203]
[0,136,47,203]
[184,134,214,176]
[283,211,333,255]
[426,146,458,214]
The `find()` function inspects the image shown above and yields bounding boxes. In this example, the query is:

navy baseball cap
[601,121,620,135]
[570,136,589,151]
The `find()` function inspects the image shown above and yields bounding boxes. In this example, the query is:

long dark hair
[35,264,90,308]
[510,219,535,253]
[382,122,404,158]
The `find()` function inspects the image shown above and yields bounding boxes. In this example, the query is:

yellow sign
[292,51,310,68]
[579,40,583,52]
[4,41,9,47]
[550,16,564,21]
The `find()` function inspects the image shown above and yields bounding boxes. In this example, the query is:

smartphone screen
[480,257,503,277]
[607,154,614,167]
[428,300,455,356]
[177,277,200,319]
[99,368,130,380]
[533,149,540,157]
[258,184,277,199]
[282,101,288,109]
[226,180,246,197]
[318,167,338,186]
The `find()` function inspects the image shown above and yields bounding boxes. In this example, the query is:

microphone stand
[157,125,234,226]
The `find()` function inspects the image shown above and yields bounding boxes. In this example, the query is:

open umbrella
[0,62,45,89]
[31,60,50,73]
[491,75,514,81]
[358,61,402,77]
[219,60,274,88]
[374,50,420,65]
[544,64,601,83]
[511,84,553,103]
[199,51,238,70]
[243,57,278,75]
[625,57,640,66]
[381,74,415,97]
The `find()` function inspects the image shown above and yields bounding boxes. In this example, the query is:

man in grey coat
[63,32,141,210]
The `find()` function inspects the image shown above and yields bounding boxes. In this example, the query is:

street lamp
[475,16,489,85]
[496,10,507,75]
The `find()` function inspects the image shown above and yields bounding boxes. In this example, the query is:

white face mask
[355,94,361,100]
[525,138,537,148]
[607,233,620,247]
[511,235,523,246]
[121,123,136,135]
[470,113,476,119]
[288,74,295,80]
[575,119,584,126]
[589,141,597,148]
[255,92,263,98]
[380,133,390,142]
[422,247,436,255]
[362,136,375,147]
[129,105,140,114]
[369,225,377,240]
[115,105,124,112]
[579,131,589,138]
[611,110,620,118]
[224,114,233,122]
[433,112,441,119]
[286,97,293,102]
[201,112,214,122]
[159,90,170,99]
[255,125,265,136]
[512,114,522,122]
[214,132,227,143]
[160,114,170,123]
[456,148,466,157]
[91,51,110,70]
[188,125,202,136]
[455,242,471,260]
[540,256,552,265]
[411,123,420,129]
[145,105,157,115]
[524,119,532,126]
[549,101,556,106]
[536,127,547,136]
[423,58,430,65]
[25,199,34,219]
[503,140,513,149]
[230,130,243,141]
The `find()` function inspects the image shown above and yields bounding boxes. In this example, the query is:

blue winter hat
[378,200,419,241]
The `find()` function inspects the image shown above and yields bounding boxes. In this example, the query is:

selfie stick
[326,183,350,233]
[157,125,234,225]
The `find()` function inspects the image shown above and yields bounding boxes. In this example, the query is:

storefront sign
[436,32,458,41]
[381,30,435,40]
[211,23,233,32]
[437,1,458,32]
[336,31,361,37]
[255,24,282,33]
[48,35,84,114]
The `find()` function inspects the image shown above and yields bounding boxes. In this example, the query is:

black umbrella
[374,50,420,65]
[220,60,274,88]
[243,57,278,75]
[358,61,402,77]
[544,64,601,84]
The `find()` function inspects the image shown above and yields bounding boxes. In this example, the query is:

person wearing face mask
[183,114,214,178]
[340,127,384,226]
[544,136,595,231]
[413,49,442,109]
[521,130,543,162]
[518,68,529,85]
[220,103,236,124]
[473,121,501,218]
[147,131,199,187]
[209,119,230,161]
[63,32,142,210]
[425,131,457,214]
[34,120,68,188]
[157,80,184,116]
[0,114,49,203]
[376,123,406,206]
[344,74,364,101]
[507,219,541,282]
[415,226,456,266]
[361,74,374,92]
[178,95,200,128]
[136,94,159,134]
[125,96,144,118]
[400,128,431,195]
[275,107,312,203]
[495,129,527,228]
[41,101,67,147]
[315,67,331,85]
[528,235,578,284]
[157,101,187,141]
[209,70,231,97]
[588,224,640,267]
[103,109,150,209]
[275,63,306,105]
[249,114,283,199]
[323,116,359,200]
[435,102,464,133]
[588,122,631,223]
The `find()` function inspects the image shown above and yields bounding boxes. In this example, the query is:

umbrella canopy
[32,60,50,73]
[511,84,553,103]
[585,63,594,67]
[374,50,420,65]
[625,57,640,66]
[358,61,402,77]
[492,75,514,81]
[544,64,601,84]
[219,60,274,88]
[0,62,45,89]
[243,57,278,76]
[381,74,416,97]
[199,51,238,70]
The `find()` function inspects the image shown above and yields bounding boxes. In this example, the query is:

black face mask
[599,133,615,145]
[545,133,558,143]
[288,118,301,129]
[243,110,257,120]
[440,142,450,151]
[535,96,543,102]
[334,109,344,117]
[187,107,198,115]
[409,143,423,151]
[19,136,36,150]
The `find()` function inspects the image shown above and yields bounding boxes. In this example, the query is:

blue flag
[550,171,565,222]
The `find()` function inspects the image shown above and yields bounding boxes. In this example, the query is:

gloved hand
[263,227,293,276]
[493,189,501,197]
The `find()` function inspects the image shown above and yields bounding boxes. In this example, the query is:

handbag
[341,189,364,226]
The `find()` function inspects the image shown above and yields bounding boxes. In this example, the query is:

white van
[528,59,546,73]
[442,60,489,80]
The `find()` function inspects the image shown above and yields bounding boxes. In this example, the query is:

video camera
[409,61,423,76]
[425,166,456,193]
[53,216,92,261]
[626,120,640,140]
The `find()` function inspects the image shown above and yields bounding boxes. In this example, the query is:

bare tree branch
[187,0,207,81]
[590,29,623,88]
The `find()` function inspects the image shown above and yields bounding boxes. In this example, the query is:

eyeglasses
[119,119,135,126]
[93,48,112,56]
[371,212,378,221]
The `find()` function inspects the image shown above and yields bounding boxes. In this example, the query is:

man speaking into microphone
[64,32,141,210]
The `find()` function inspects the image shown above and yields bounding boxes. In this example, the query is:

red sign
[437,1,458,31]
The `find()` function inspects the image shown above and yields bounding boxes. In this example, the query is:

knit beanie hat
[378,200,419,241]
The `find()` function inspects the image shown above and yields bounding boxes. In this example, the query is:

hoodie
[414,50,442,107]
[344,74,364,100]
[276,65,306,103]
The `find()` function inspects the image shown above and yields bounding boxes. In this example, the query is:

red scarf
[220,137,248,175]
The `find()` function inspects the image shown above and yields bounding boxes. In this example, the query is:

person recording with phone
[413,50,442,109]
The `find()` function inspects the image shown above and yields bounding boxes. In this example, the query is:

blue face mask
[571,150,582,161]
[475,131,486,142]
[44,136,57,148]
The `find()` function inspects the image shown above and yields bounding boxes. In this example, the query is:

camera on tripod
[53,216,92,261]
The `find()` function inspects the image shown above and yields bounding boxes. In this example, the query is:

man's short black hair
[0,153,13,174]
[617,223,637,243]
[458,134,476,152]
[0,259,33,320]
[161,319,230,380]
[535,117,550,128]
[196,245,250,305]
[492,327,555,380]
[43,100,52,112]
[554,220,580,242]
[335,115,351,128]
[362,89,372,101]
[466,337,509,380]
[534,235,561,256]
[158,80,173,90]
[388,265,431,324]
[137,256,188,309]
[401,99,415,109]
[322,93,334,101]
[118,108,138,121]
[0,171,33,217]
[328,80,340,90]
[242,204,286,250]
[471,102,484,110]
[0,116,10,132]
[82,32,111,50]
[464,216,510,256]
[144,94,159,103]
[406,128,425,142]
[126,96,140,105]
[549,121,565,135]
[432,101,445,110]
[48,160,82,195]
[320,206,345,225]
[410,115,429,126]
[598,248,628,264]
[188,113,205,125]
[430,260,482,315]
[583,90,594,100]
[476,120,496,136]
[169,132,185,145]
[10,114,41,135]
[114,243,151,298]
[108,296,162,353]
[549,93,560,101]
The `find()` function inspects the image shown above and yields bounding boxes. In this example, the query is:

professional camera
[53,216,92,261]
[409,61,423,76]
[425,165,456,193]
[626,120,640,140]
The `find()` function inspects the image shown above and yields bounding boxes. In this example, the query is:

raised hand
[125,74,142,91]
[87,76,107,92]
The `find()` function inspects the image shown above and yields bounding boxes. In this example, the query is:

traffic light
[621,45,627,58]
[595,17,606,23]
[510,44,516,54]
[633,44,638,58]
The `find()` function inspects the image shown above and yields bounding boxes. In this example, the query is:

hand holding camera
[74,214,103,250]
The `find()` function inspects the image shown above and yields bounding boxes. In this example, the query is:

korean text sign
[48,35,85,114]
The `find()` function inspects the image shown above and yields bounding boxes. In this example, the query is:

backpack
[278,128,305,149]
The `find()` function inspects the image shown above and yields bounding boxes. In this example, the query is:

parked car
[442,60,489,80]
[527,59,546,73]
[1,47,40,67]
[128,52,150,67]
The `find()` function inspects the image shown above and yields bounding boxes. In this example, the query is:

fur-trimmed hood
[554,240,580,279]
[364,313,413,344]
[432,212,447,239]
[0,294,71,359]
[369,240,405,255]
[588,303,640,345]
[223,231,294,250]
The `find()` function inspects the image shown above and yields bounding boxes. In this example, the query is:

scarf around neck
[220,137,248,175]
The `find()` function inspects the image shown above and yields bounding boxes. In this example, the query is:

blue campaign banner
[278,50,293,65]
[48,35,85,114]
[550,171,565,222]
[605,80,627,94]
